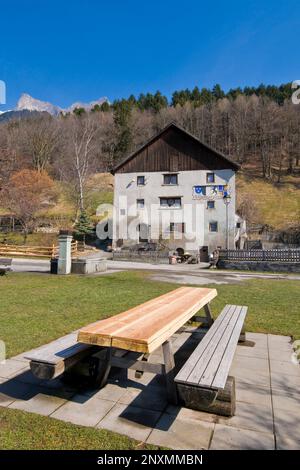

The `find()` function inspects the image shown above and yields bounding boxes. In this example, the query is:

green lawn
[0,271,299,358]
[0,408,158,450]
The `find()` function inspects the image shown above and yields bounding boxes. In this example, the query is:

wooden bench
[175,304,248,416]
[25,332,97,380]
[0,258,12,276]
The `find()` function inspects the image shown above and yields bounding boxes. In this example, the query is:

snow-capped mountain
[67,97,108,112]
[15,93,109,115]
[16,94,61,115]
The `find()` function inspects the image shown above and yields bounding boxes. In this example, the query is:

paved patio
[0,331,299,450]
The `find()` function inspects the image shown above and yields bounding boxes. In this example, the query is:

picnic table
[77,286,217,403]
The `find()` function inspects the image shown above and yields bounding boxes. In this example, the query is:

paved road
[105,260,300,285]
[8,257,300,285]
[11,258,50,273]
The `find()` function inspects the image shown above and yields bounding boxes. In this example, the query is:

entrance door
[199,246,209,262]
[138,224,149,243]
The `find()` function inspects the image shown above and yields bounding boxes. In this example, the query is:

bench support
[177,376,236,417]
[89,342,178,404]
[193,303,214,327]
[162,340,178,405]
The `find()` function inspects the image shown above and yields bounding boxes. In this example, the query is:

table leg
[204,303,214,327]
[162,340,178,405]
[95,347,112,388]
[135,353,149,378]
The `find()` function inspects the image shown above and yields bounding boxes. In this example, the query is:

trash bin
[169,255,177,265]
[50,258,58,274]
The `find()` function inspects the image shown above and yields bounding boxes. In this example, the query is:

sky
[0,0,299,110]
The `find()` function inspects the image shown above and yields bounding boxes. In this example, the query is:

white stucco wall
[113,169,236,253]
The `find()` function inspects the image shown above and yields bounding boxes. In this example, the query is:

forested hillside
[0,82,299,234]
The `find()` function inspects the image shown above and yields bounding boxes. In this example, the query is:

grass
[0,232,57,246]
[0,271,300,359]
[237,174,300,230]
[0,408,158,450]
[206,279,300,340]
[0,271,173,358]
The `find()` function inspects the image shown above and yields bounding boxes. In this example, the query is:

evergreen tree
[73,107,86,116]
[100,101,110,112]
[113,99,133,160]
[212,84,225,100]
[74,210,94,244]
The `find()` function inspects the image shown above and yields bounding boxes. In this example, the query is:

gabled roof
[111,122,240,174]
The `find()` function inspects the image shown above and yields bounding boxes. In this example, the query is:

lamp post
[223,192,232,250]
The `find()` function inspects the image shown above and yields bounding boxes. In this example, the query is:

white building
[111,123,240,258]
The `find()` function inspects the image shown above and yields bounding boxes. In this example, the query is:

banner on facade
[192,185,229,200]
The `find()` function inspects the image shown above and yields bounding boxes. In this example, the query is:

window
[137,199,144,209]
[120,209,126,215]
[236,222,241,228]
[170,222,185,233]
[137,175,145,186]
[160,197,181,208]
[163,174,178,185]
[207,200,215,209]
[206,173,215,183]
[209,221,218,232]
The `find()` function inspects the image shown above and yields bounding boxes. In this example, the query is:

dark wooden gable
[112,123,239,174]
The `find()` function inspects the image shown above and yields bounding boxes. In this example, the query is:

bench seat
[25,332,96,380]
[175,304,248,415]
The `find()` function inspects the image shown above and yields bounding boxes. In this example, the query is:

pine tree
[74,210,94,244]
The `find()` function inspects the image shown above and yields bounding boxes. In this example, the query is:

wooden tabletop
[77,287,217,354]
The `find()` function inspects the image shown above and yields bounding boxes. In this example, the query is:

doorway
[138,224,149,243]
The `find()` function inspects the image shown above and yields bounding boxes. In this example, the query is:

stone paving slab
[268,348,294,362]
[146,411,215,450]
[276,436,300,450]
[218,400,274,434]
[271,388,299,412]
[235,344,268,359]
[0,359,28,379]
[270,359,299,376]
[235,381,272,408]
[97,403,161,442]
[51,394,116,427]
[230,363,270,388]
[210,424,275,450]
[232,355,269,373]
[9,391,67,416]
[246,332,268,347]
[117,386,167,412]
[271,370,300,394]
[0,377,36,406]
[273,407,300,442]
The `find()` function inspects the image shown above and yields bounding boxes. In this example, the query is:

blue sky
[0,0,299,110]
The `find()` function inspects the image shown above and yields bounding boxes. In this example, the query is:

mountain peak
[16,93,61,115]
[15,93,109,115]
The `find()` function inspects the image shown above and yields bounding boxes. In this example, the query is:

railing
[0,240,78,259]
[219,249,300,263]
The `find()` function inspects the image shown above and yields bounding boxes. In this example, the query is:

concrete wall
[113,169,236,253]
[218,260,300,272]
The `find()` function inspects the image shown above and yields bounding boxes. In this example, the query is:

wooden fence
[219,249,300,263]
[0,240,78,259]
